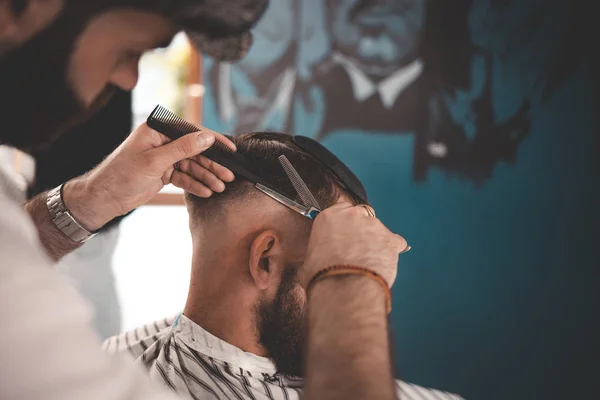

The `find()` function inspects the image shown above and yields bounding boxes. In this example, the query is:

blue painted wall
[203,1,600,398]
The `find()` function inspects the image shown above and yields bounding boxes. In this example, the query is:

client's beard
[256,266,307,378]
[0,4,117,154]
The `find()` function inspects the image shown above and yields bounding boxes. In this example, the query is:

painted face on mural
[328,0,426,76]
[238,0,296,74]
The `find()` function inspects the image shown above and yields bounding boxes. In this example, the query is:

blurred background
[36,1,599,399]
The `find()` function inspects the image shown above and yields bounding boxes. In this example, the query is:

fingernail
[197,131,214,147]
[217,181,226,192]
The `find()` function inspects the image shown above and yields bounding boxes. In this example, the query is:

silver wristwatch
[46,184,97,243]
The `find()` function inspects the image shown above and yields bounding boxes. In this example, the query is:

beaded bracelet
[306,265,392,314]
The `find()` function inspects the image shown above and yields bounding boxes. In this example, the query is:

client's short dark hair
[186,132,365,219]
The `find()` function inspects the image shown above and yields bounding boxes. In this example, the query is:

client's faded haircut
[185,132,365,219]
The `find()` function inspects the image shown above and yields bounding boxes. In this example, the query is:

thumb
[149,130,215,168]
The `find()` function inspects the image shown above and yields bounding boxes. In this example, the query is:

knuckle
[348,206,364,217]
[193,168,209,183]
[178,159,190,173]
[146,125,162,142]
[171,171,183,186]
[133,122,149,135]
[396,235,408,250]
[206,173,221,187]
[319,207,335,220]
[204,158,217,171]
[188,162,204,178]
[371,218,384,228]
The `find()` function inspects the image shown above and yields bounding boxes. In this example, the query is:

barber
[0,1,406,400]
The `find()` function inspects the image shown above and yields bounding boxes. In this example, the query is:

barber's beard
[0,5,117,154]
[256,266,307,378]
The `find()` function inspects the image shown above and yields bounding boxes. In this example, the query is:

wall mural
[202,0,540,184]
[203,1,599,399]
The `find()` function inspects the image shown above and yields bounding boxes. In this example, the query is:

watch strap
[46,184,97,244]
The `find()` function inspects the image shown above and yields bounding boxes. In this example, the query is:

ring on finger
[359,204,376,217]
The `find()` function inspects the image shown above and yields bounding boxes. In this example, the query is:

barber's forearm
[24,176,117,262]
[304,275,397,400]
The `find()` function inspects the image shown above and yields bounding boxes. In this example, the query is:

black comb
[147,105,271,187]
[292,135,369,204]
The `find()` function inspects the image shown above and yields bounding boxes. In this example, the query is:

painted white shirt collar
[332,52,424,109]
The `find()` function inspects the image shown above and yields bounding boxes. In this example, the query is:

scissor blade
[255,183,313,217]
[278,155,322,210]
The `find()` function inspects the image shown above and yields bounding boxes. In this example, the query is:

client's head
[184,132,365,378]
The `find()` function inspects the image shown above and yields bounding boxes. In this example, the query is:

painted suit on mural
[312,0,531,183]
[314,0,427,137]
[205,0,532,184]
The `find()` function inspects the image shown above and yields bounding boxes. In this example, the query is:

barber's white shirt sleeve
[0,188,181,400]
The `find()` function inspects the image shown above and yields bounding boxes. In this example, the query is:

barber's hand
[299,202,408,289]
[62,123,236,231]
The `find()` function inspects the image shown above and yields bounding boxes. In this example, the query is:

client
[103,132,463,400]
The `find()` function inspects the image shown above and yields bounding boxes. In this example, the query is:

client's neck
[183,265,268,357]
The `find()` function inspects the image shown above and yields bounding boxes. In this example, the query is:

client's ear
[249,230,283,291]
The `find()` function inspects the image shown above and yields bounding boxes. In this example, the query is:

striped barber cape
[103,314,464,400]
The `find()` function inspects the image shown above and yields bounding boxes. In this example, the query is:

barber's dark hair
[186,132,366,219]
[57,0,267,61]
